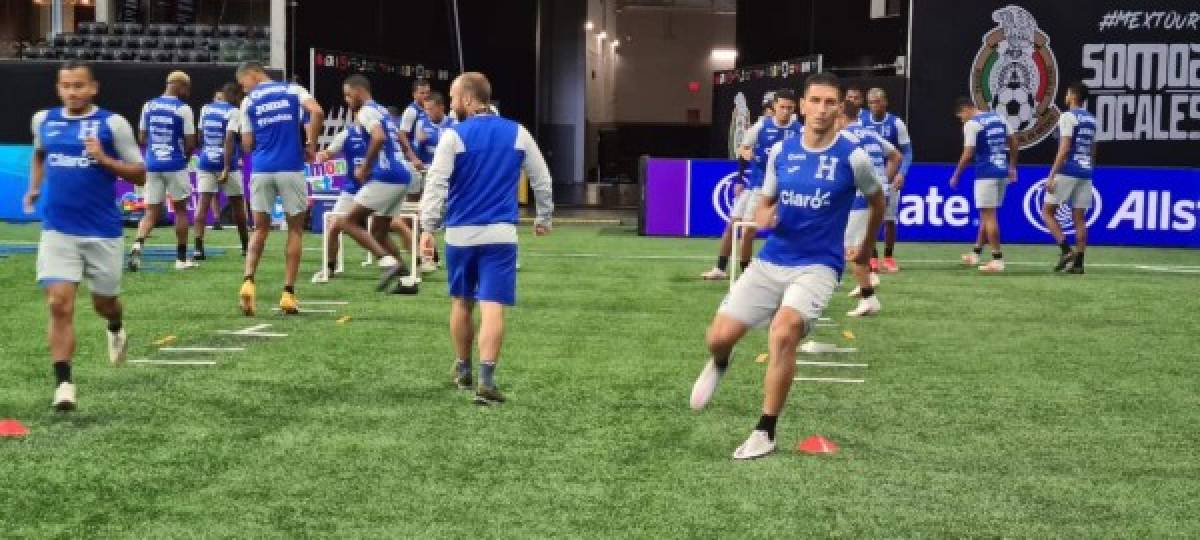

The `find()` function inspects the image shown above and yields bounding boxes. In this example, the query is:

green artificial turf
[0,221,1197,538]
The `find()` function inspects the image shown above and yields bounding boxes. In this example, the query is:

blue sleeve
[900,143,913,176]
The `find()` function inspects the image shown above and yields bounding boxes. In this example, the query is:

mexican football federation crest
[969,5,1060,149]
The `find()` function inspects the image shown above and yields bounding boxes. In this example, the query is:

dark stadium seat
[136,49,154,62]
[184,24,214,38]
[67,47,94,60]
[177,36,195,50]
[97,48,118,61]
[145,24,161,37]
[192,50,211,63]
[112,22,142,36]
[102,35,123,48]
[139,35,159,49]
[116,48,135,61]
[86,35,105,48]
[253,26,270,39]
[153,50,173,63]
[50,34,68,48]
[159,36,176,50]
[217,24,248,38]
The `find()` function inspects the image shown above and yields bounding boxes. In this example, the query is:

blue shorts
[446,243,518,305]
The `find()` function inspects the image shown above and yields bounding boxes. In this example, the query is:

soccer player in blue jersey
[235,61,324,315]
[840,101,902,317]
[194,83,249,260]
[409,91,456,272]
[950,98,1019,272]
[398,78,432,170]
[25,61,147,410]
[130,71,197,271]
[861,88,913,273]
[689,73,885,459]
[331,75,414,291]
[420,72,554,405]
[1042,82,1096,274]
[311,109,368,284]
[701,90,800,280]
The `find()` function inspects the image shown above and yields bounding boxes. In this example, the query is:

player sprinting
[689,73,885,459]
[332,75,414,292]
[129,71,197,271]
[408,91,457,273]
[236,61,325,315]
[194,82,249,259]
[419,72,554,406]
[24,61,146,410]
[840,101,901,317]
[860,88,913,273]
[1042,82,1096,275]
[950,97,1018,272]
[311,110,368,284]
[397,78,432,170]
[701,90,799,280]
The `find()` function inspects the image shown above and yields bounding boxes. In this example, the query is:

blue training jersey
[1060,108,1096,179]
[140,95,192,172]
[860,111,905,150]
[338,123,368,195]
[242,81,311,173]
[35,107,141,238]
[966,111,1011,179]
[197,100,240,172]
[444,114,529,228]
[844,122,893,210]
[756,132,881,275]
[415,115,457,165]
[358,100,411,185]
[403,101,428,148]
[746,116,801,190]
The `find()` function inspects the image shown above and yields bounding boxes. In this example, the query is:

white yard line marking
[160,347,244,352]
[129,359,218,366]
[271,308,337,313]
[794,377,865,383]
[217,323,288,337]
[796,361,868,368]
[301,301,350,305]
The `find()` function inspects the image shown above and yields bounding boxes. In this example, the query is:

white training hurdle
[318,197,421,284]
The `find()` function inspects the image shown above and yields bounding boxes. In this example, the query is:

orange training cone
[0,419,30,438]
[796,435,838,455]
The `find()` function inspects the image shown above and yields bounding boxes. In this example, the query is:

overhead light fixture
[585,21,594,31]
[597,31,608,41]
[611,40,620,48]
[711,48,737,62]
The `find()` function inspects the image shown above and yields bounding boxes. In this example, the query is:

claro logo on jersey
[969,5,1061,149]
[1023,178,1102,234]
[47,151,95,168]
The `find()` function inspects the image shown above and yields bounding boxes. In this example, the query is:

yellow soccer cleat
[279,291,300,315]
[239,280,257,316]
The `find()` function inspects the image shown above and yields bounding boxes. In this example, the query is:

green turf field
[0,221,1197,537]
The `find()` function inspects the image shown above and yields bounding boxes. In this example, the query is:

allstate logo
[712,171,746,222]
[1023,178,1102,234]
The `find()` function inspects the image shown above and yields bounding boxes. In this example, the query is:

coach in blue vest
[419,72,554,406]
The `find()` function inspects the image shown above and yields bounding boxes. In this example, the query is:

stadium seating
[21,23,269,64]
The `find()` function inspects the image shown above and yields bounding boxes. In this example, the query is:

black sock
[992,251,1003,260]
[53,361,71,385]
[884,246,894,257]
[107,319,122,333]
[860,286,875,299]
[872,248,879,258]
[716,256,729,272]
[327,260,338,272]
[283,285,295,295]
[1058,241,1070,255]
[238,228,249,251]
[972,246,983,255]
[433,248,440,263]
[755,414,778,440]
[713,354,730,372]
[195,238,204,252]
[243,275,254,283]
[1074,251,1084,266]
[176,244,186,261]
[739,260,750,272]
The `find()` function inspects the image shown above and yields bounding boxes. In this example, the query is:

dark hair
[221,82,243,103]
[846,86,864,96]
[1066,81,1089,104]
[954,96,975,112]
[235,61,266,77]
[801,72,841,98]
[59,60,94,79]
[344,74,371,91]
[386,105,401,117]
[412,78,430,91]
[457,72,492,104]
[773,88,797,104]
[841,100,860,119]
[426,91,446,106]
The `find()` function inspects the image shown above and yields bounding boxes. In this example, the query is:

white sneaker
[377,255,399,268]
[107,328,128,366]
[689,359,724,410]
[311,269,331,284]
[961,252,980,266]
[52,382,76,411]
[847,295,882,317]
[848,285,862,298]
[700,267,729,280]
[979,259,1006,273]
[869,272,881,287]
[732,430,776,460]
[419,258,438,274]
[848,273,881,298]
[175,260,199,270]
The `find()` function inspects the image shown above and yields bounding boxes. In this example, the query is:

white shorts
[730,188,760,222]
[353,181,408,217]
[974,178,1008,209]
[407,170,425,195]
[250,171,308,216]
[196,170,245,196]
[718,260,838,329]
[332,192,357,215]
[144,170,192,204]
[1045,175,1093,209]
[36,230,123,297]
[844,209,869,249]
[883,185,899,221]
